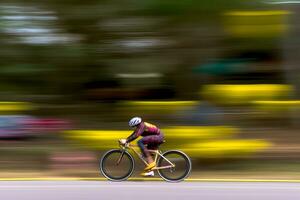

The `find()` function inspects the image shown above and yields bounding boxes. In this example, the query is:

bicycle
[99,140,192,182]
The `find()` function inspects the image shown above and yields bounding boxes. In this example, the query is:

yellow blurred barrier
[252,100,300,112]
[164,126,238,139]
[0,102,33,112]
[182,139,271,158]
[225,10,291,16]
[202,84,293,105]
[253,100,300,106]
[224,10,291,37]
[64,130,131,140]
[64,126,237,141]
[63,126,271,158]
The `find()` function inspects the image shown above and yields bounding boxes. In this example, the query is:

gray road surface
[0,181,299,200]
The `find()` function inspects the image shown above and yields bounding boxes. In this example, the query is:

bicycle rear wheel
[157,150,191,182]
[100,149,134,181]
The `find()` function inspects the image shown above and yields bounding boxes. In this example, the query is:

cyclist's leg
[138,139,155,174]
[147,134,164,150]
[138,137,154,167]
[137,138,150,158]
[138,135,163,169]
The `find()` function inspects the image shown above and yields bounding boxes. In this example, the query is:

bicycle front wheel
[157,150,192,182]
[100,149,134,181]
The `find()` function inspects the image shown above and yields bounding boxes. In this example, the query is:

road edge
[0,177,300,183]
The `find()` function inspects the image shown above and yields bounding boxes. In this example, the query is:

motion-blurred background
[0,0,299,179]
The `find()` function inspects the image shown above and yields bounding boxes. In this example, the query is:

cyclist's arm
[126,123,144,143]
[126,132,137,143]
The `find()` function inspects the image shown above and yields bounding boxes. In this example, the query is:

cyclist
[120,117,164,177]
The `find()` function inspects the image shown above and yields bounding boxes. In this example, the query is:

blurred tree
[0,0,267,100]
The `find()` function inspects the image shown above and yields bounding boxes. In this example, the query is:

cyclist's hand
[119,139,127,145]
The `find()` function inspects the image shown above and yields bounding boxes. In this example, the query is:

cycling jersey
[126,122,161,143]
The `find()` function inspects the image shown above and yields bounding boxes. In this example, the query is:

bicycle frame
[119,143,175,170]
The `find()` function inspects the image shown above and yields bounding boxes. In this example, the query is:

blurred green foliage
[0,0,271,100]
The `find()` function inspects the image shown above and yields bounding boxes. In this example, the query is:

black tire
[100,149,134,181]
[157,150,192,182]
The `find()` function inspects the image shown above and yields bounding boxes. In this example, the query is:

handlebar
[118,139,129,148]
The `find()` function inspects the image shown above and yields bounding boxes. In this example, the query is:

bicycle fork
[116,149,126,165]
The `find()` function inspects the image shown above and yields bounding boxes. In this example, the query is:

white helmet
[129,117,142,127]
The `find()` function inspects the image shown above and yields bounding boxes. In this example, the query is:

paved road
[0,181,299,200]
